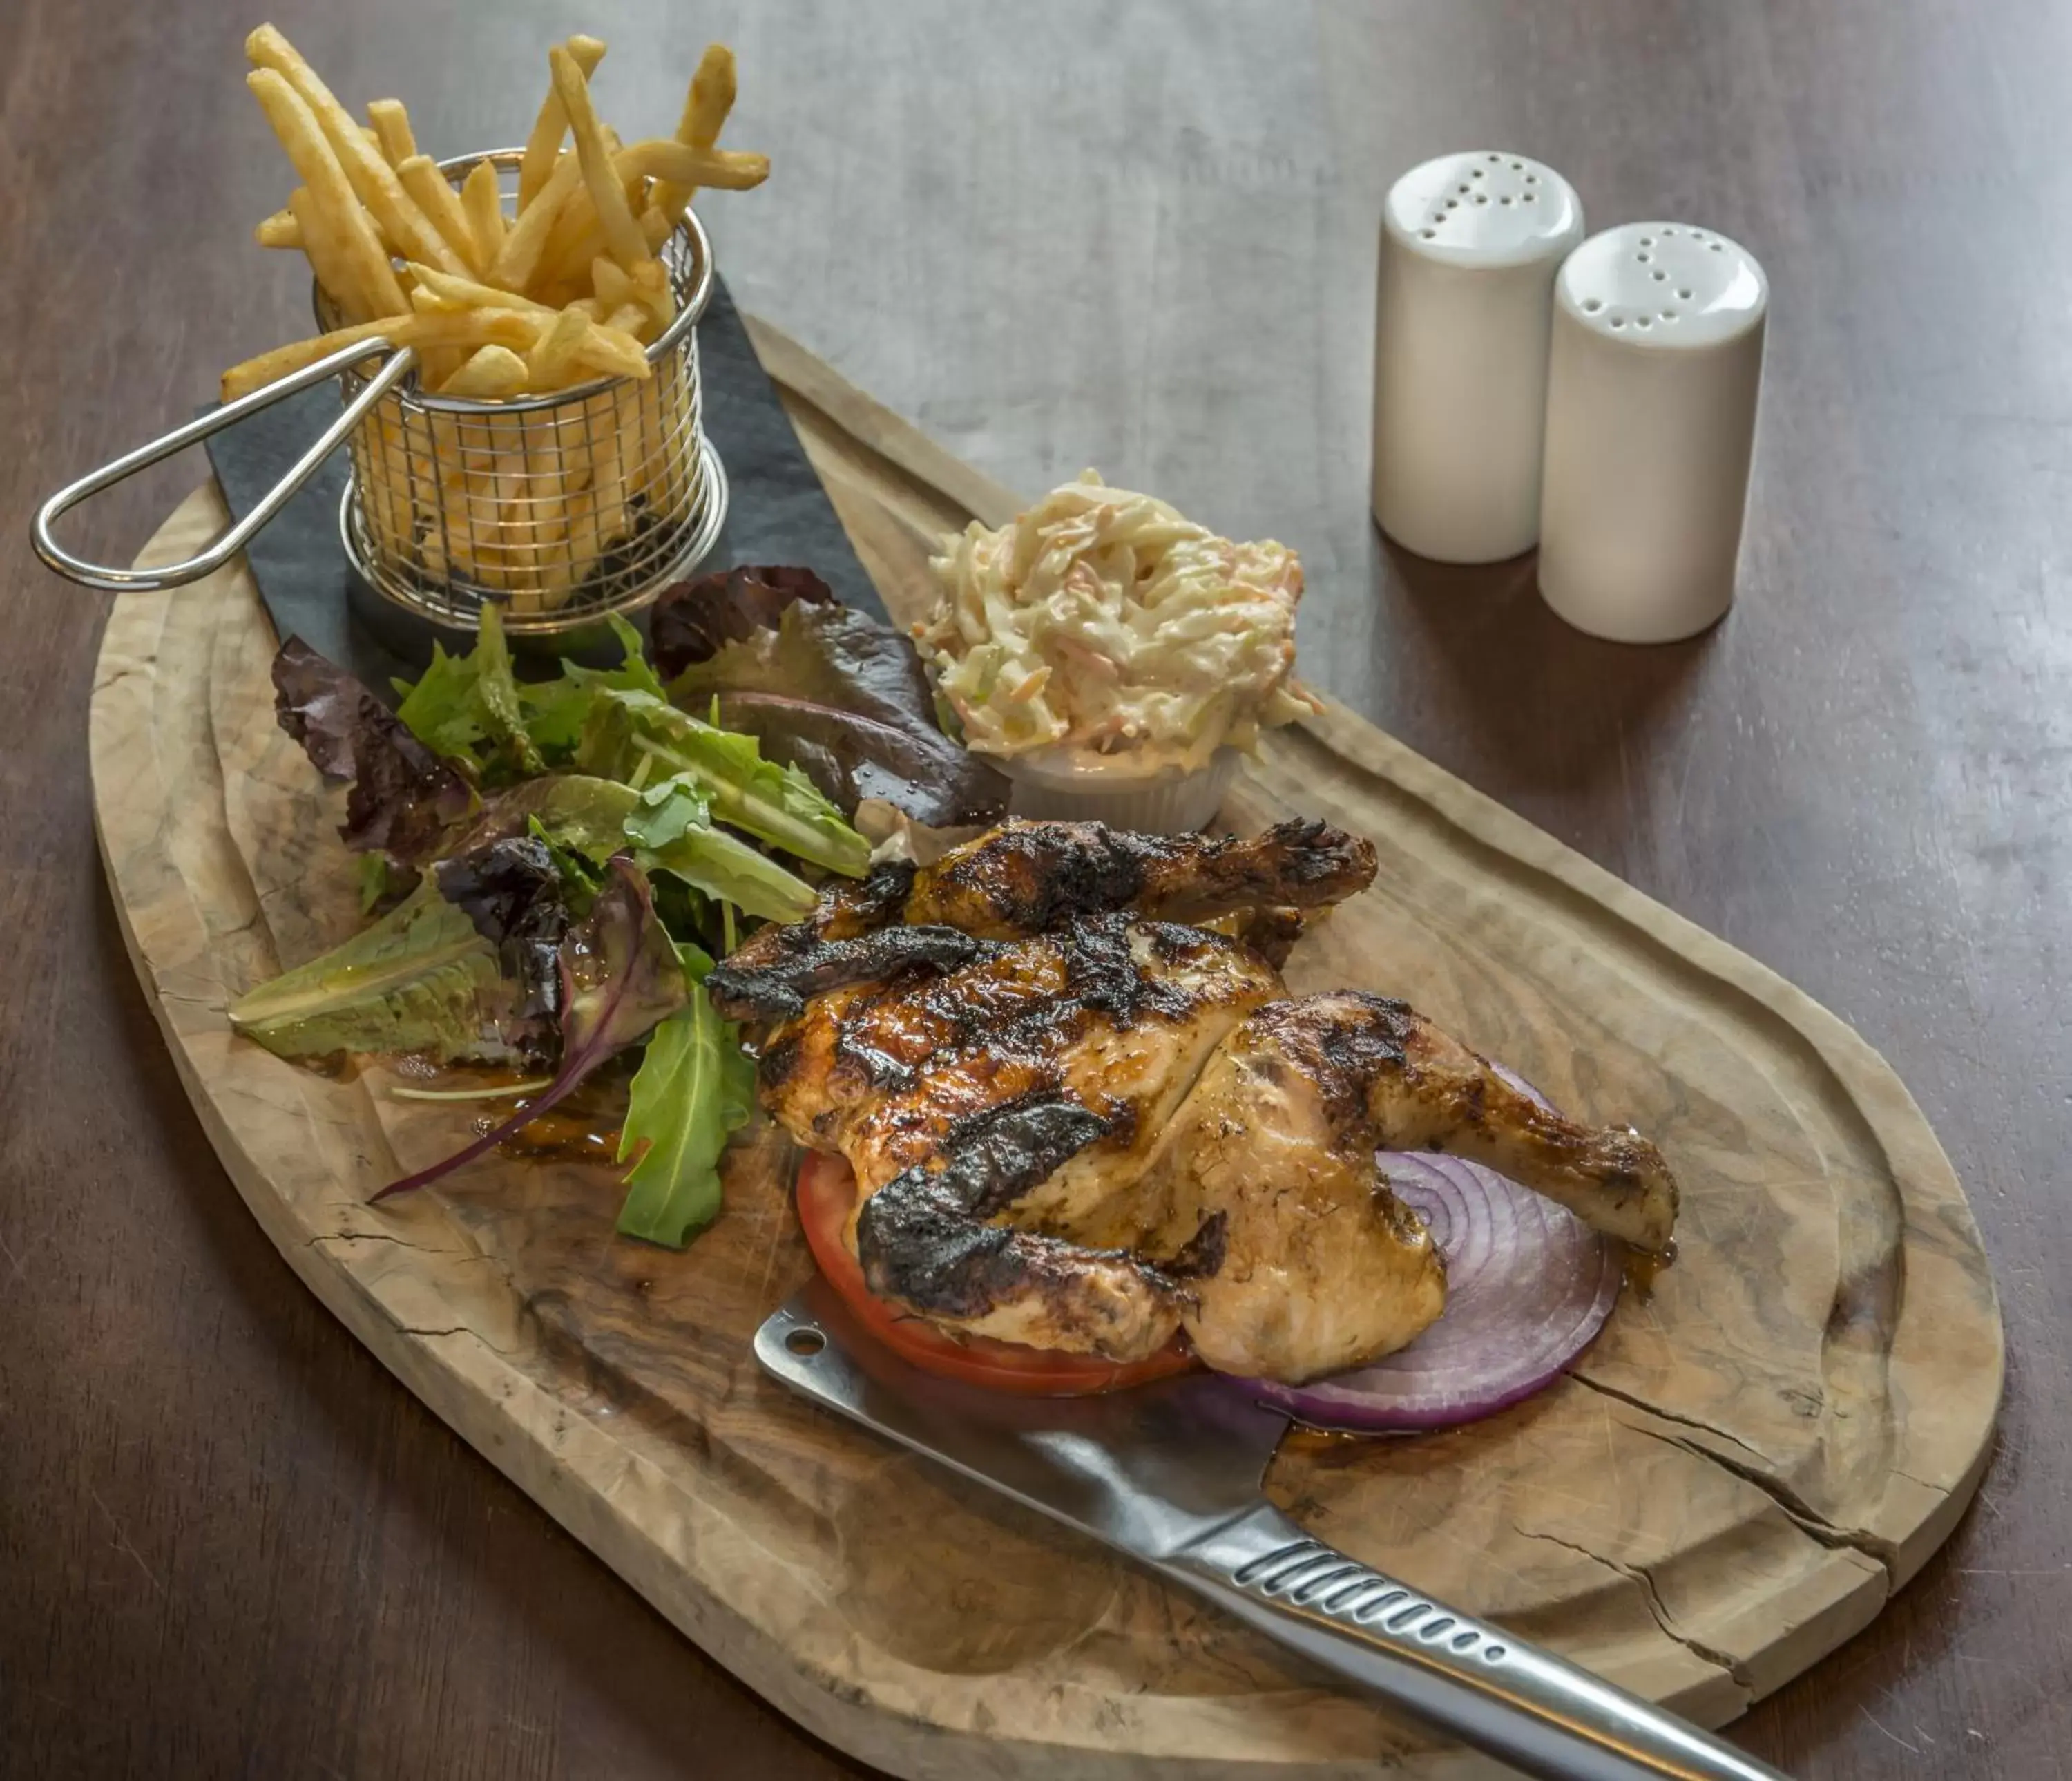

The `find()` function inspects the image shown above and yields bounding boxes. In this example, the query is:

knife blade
[756,1286,1790,1781]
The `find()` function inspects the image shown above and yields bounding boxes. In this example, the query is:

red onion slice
[1227,1147,1622,1433]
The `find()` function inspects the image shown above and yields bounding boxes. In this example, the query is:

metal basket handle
[32,339,419,593]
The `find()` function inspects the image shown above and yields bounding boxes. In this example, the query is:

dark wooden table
[4,1,2065,1776]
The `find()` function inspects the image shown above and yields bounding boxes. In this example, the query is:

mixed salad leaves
[229,568,1008,1248]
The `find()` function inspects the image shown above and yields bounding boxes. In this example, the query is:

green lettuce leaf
[576,689,870,877]
[613,944,757,1247]
[227,882,530,1063]
[519,615,669,758]
[393,604,544,781]
[468,774,818,923]
[526,816,602,915]
[391,641,487,768]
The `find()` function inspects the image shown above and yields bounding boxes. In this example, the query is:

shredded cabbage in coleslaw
[915,472,1316,772]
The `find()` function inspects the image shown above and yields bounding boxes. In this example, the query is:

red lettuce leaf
[664,597,1010,830]
[432,835,574,1024]
[274,637,472,864]
[649,565,837,679]
[372,857,688,1202]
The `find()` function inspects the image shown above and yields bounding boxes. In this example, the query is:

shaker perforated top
[1381,151,1583,268]
[1555,222,1767,347]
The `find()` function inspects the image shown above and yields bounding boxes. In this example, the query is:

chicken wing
[711,816,1378,996]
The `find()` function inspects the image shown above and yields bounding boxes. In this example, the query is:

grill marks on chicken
[761,915,1283,1216]
[731,819,1681,1383]
[854,1096,1183,1359]
[902,817,1379,937]
[712,819,1378,993]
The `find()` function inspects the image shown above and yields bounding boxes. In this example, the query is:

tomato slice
[795,1151,1197,1397]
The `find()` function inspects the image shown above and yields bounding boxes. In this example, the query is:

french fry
[590,256,633,312]
[396,155,482,275]
[533,275,592,311]
[650,44,737,222]
[523,305,591,388]
[222,314,395,401]
[582,258,669,339]
[550,45,647,271]
[615,139,767,191]
[491,149,583,292]
[287,185,369,322]
[535,203,607,290]
[459,158,507,272]
[540,412,629,608]
[419,345,467,389]
[221,307,541,401]
[246,24,468,276]
[406,263,556,316]
[439,344,530,399]
[570,321,651,383]
[246,70,407,319]
[536,142,762,286]
[627,256,675,328]
[517,34,606,210]
[367,98,416,166]
[254,207,303,249]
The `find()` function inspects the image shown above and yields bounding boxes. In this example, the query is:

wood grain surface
[82,360,2000,1771]
[3,3,2068,1778]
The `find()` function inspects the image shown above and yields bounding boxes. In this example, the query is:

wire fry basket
[32,147,729,661]
[338,149,727,654]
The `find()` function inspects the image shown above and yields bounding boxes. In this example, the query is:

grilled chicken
[712,819,1680,1383]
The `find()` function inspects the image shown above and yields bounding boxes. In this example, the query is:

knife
[755,1285,1790,1781]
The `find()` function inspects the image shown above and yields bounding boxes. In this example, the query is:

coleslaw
[916,472,1316,774]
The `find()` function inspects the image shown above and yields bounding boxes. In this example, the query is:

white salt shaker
[1537,224,1768,642]
[1371,151,1585,563]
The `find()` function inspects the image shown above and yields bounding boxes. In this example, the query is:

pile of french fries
[222,24,765,612]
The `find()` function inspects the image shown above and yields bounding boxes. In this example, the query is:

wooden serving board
[90,317,2003,1780]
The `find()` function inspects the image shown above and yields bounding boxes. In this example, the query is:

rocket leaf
[613,944,758,1247]
[392,604,544,781]
[464,774,819,923]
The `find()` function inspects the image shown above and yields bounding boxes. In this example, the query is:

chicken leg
[1131,993,1678,1380]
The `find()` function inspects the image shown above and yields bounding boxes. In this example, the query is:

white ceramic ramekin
[997,747,1240,834]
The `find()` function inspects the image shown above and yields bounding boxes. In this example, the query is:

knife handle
[1166,1503,1788,1781]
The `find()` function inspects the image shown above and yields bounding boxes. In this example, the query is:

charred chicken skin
[711,819,1680,1384]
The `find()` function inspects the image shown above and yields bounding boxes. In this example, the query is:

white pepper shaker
[1371,151,1585,563]
[1537,224,1768,642]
